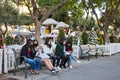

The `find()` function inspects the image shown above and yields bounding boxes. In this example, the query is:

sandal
[33,70,39,75]
[35,71,39,74]
[29,70,39,75]
[28,70,35,75]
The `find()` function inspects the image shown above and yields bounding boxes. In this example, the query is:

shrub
[4,36,14,45]
[81,32,88,44]
[13,35,24,45]
[109,34,117,43]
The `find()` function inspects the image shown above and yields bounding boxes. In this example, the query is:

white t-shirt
[42,45,54,54]
[35,48,49,59]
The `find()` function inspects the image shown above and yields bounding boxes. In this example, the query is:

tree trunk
[103,25,109,44]
[31,0,41,43]
[35,21,41,44]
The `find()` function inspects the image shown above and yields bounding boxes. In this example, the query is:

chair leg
[102,51,104,57]
[13,65,16,75]
[87,52,90,61]
[95,52,98,59]
[24,62,28,78]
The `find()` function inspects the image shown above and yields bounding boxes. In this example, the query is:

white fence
[96,43,120,55]
[1,43,120,74]
[0,49,3,74]
[3,45,23,73]
[72,43,120,58]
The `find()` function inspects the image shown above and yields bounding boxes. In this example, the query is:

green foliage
[18,14,33,25]
[37,0,60,8]
[0,0,19,25]
[78,17,96,31]
[53,9,70,23]
[36,0,84,27]
[97,32,104,45]
[118,37,120,43]
[13,35,24,45]
[0,0,31,26]
[81,32,89,44]
[109,34,117,43]
[4,36,14,45]
[57,29,65,42]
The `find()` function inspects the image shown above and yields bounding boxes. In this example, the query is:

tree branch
[89,0,102,27]
[40,0,67,22]
[31,0,38,20]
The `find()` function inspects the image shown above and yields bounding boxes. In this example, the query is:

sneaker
[76,60,81,63]
[57,66,62,71]
[69,65,72,69]
[51,68,56,73]
[55,69,60,73]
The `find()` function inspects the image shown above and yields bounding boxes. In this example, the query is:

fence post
[77,45,79,58]
[3,47,8,73]
[0,49,3,74]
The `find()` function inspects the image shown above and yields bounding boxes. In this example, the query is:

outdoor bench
[12,48,29,78]
[79,45,90,61]
[12,48,47,78]
[87,44,104,58]
[79,44,104,60]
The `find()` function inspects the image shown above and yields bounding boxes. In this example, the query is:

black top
[20,44,36,63]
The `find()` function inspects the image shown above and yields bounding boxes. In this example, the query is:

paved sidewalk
[1,53,120,80]
[0,59,90,80]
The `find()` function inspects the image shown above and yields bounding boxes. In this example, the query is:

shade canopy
[56,21,69,28]
[12,28,32,35]
[42,18,58,25]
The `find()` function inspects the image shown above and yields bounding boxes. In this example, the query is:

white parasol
[56,21,69,28]
[12,28,32,35]
[42,18,58,25]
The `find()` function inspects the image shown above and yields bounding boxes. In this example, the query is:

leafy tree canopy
[0,0,19,25]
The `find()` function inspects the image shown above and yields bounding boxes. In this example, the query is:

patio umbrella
[56,21,69,28]
[42,18,58,25]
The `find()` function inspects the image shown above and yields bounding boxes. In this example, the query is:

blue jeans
[68,54,75,65]
[26,58,41,70]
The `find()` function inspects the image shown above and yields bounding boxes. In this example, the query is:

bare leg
[46,58,54,68]
[42,58,53,70]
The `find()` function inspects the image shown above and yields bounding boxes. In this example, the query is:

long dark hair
[25,39,32,47]
[59,37,66,45]
[65,41,73,51]
[44,37,51,48]
[33,39,39,47]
